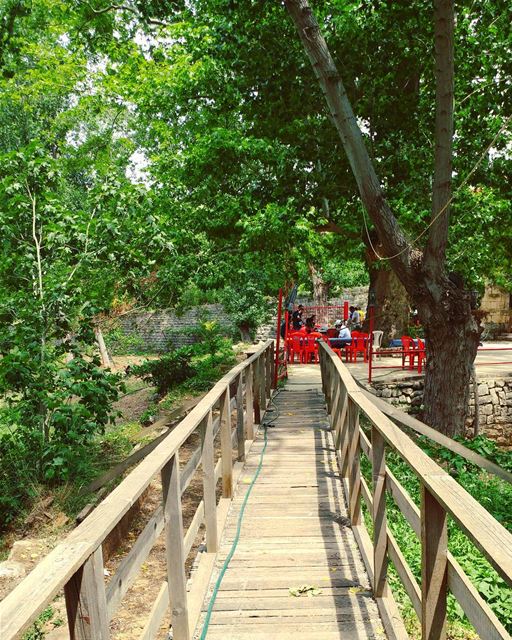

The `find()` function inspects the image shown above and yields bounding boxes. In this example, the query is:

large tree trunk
[364,233,410,342]
[285,0,480,435]
[308,263,330,308]
[419,294,480,437]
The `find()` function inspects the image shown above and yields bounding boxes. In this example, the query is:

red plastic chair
[304,334,321,363]
[401,336,415,369]
[414,338,426,373]
[346,333,368,363]
[289,335,305,363]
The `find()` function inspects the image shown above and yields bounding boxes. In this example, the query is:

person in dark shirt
[305,314,316,331]
[292,305,304,330]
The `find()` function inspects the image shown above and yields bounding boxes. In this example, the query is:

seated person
[305,314,316,331]
[291,305,304,330]
[338,323,351,342]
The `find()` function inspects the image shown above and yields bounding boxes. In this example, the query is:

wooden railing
[318,341,512,640]
[0,340,275,640]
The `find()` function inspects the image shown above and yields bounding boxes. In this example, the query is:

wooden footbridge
[1,341,512,640]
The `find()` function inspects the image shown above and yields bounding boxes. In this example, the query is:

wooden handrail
[354,380,512,485]
[0,341,274,640]
[318,341,512,640]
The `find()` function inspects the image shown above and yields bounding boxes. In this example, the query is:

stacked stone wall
[114,305,234,351]
[371,377,512,448]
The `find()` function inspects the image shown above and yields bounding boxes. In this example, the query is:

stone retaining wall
[371,377,512,448]
[114,305,234,351]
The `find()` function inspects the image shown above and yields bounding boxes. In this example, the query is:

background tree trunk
[308,263,330,308]
[364,233,410,342]
[239,321,252,342]
[95,326,112,368]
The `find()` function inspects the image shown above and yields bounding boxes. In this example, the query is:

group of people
[286,304,364,335]
[280,304,367,348]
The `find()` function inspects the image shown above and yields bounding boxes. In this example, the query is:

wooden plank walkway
[195,366,386,639]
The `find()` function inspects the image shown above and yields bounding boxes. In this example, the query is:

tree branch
[424,0,454,274]
[284,0,413,289]
[81,1,170,27]
[314,221,359,240]
[26,182,44,302]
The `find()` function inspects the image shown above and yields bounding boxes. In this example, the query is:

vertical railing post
[201,410,218,552]
[161,453,190,640]
[319,346,325,394]
[246,362,254,439]
[334,382,348,452]
[258,354,266,414]
[236,373,245,461]
[338,384,350,477]
[372,426,387,597]
[421,485,447,640]
[219,388,233,498]
[265,344,272,402]
[253,357,261,426]
[64,546,109,640]
[329,375,341,432]
[325,359,333,413]
[346,398,361,526]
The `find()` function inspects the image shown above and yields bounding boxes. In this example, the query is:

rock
[381,388,392,398]
[52,512,69,529]
[495,379,505,387]
[478,383,489,396]
[0,561,26,579]
[8,539,48,564]
[489,389,499,405]
[480,404,493,416]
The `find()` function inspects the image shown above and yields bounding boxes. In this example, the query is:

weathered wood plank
[219,388,233,498]
[64,546,109,640]
[421,485,447,640]
[201,410,217,552]
[106,506,164,620]
[236,373,245,462]
[161,454,190,640]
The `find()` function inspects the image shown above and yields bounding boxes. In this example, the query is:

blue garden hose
[199,425,269,639]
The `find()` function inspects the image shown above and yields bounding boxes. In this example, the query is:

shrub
[130,349,195,396]
[103,327,147,355]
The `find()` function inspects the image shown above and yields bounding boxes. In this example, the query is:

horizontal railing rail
[0,340,274,640]
[319,341,512,640]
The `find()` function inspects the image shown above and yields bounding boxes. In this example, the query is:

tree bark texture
[285,0,481,435]
[420,302,479,438]
[308,263,330,308]
[284,0,413,290]
[365,239,410,342]
[424,0,454,274]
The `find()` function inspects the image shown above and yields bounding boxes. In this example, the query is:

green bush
[0,323,124,529]
[130,349,195,396]
[104,327,147,355]
[131,322,236,396]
